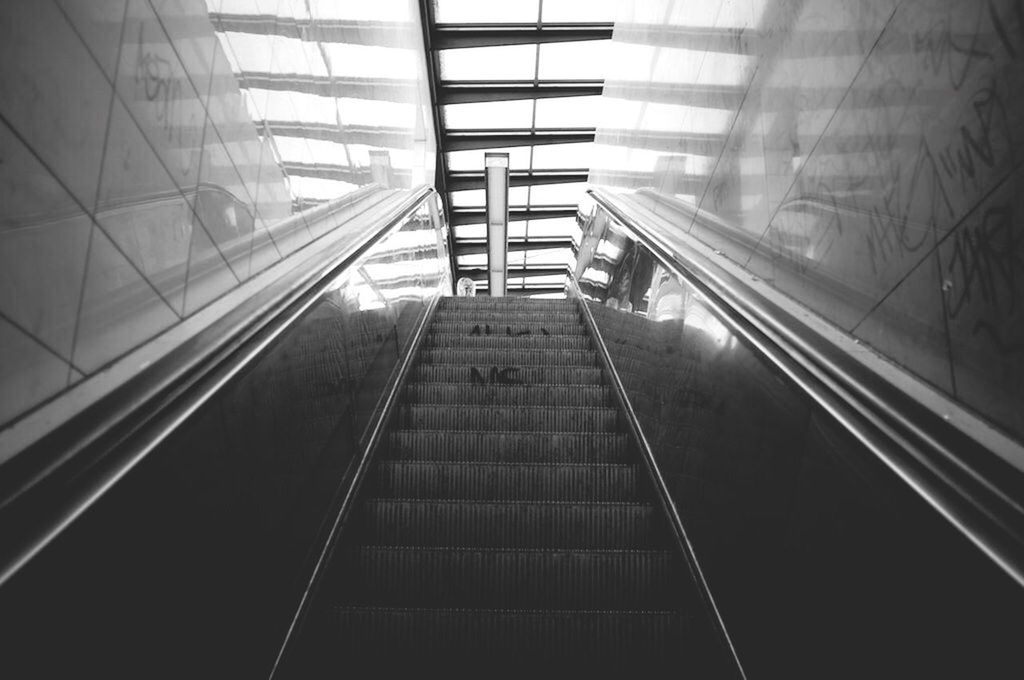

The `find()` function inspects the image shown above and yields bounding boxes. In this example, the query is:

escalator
[283,295,730,676]
[1,187,1023,679]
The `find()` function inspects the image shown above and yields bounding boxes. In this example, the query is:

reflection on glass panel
[322,43,418,78]
[222,33,328,76]
[541,0,620,22]
[338,98,417,128]
[243,89,337,124]
[600,98,733,134]
[439,46,537,80]
[271,136,318,164]
[444,100,535,129]
[447,146,532,171]
[607,44,754,86]
[538,41,611,80]
[534,96,604,128]
[528,182,587,205]
[433,0,540,23]
[531,142,594,168]
[308,0,415,21]
[289,176,360,201]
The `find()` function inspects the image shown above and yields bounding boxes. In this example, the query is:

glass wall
[0,0,434,432]
[589,0,1024,442]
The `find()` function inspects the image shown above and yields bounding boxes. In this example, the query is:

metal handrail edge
[586,187,1024,587]
[0,186,435,588]
[568,275,747,680]
[268,293,443,679]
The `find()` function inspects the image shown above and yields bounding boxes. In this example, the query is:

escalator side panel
[0,202,449,678]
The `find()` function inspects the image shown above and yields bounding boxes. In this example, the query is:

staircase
[298,296,725,677]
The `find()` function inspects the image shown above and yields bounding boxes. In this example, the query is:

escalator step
[373,462,641,501]
[430,312,579,325]
[418,348,597,366]
[396,405,619,432]
[409,365,605,385]
[404,384,613,407]
[334,547,684,610]
[325,607,690,668]
[384,430,631,463]
[429,321,586,336]
[423,334,591,350]
[437,298,575,310]
[358,499,667,549]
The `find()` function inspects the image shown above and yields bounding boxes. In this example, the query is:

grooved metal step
[334,547,684,610]
[431,312,579,325]
[423,334,591,350]
[437,298,575,310]
[429,322,586,336]
[396,405,619,432]
[324,607,691,666]
[418,348,597,366]
[373,462,641,501]
[384,431,632,463]
[409,365,605,385]
[404,384,613,407]
[358,499,667,549]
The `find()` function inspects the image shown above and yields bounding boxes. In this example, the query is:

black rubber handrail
[569,275,747,680]
[586,187,1024,587]
[0,185,436,587]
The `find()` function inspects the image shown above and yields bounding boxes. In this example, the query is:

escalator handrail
[0,185,437,588]
[586,187,1024,588]
[569,274,747,680]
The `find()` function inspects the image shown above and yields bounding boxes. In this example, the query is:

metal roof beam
[461,267,568,281]
[439,81,604,104]
[451,207,577,226]
[433,23,613,49]
[446,130,595,151]
[448,171,588,192]
[454,238,576,256]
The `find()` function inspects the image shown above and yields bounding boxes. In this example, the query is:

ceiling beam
[454,238,576,256]
[451,207,577,226]
[461,267,568,281]
[597,129,725,156]
[448,171,588,192]
[433,23,613,49]
[446,130,595,151]
[439,81,604,104]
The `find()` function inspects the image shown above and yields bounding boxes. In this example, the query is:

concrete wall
[591,0,1024,441]
[0,0,434,431]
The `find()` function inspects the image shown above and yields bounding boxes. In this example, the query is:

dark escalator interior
[287,295,727,676]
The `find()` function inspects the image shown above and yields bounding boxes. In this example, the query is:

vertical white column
[484,152,509,297]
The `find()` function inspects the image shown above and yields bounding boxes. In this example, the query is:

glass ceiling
[430,0,615,296]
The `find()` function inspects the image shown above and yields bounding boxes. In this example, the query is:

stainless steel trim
[268,293,442,679]
[568,275,747,680]
[587,186,1024,588]
[0,186,436,588]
